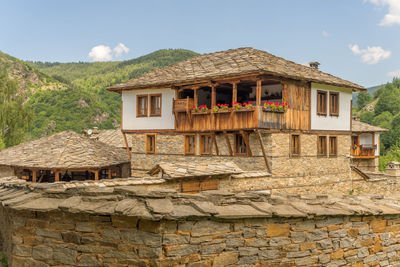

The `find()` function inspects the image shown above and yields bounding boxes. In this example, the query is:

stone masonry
[2,178,400,266]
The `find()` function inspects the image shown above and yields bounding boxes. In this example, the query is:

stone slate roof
[108,47,364,91]
[0,131,130,169]
[88,129,131,148]
[148,161,243,179]
[1,176,400,220]
[352,120,388,133]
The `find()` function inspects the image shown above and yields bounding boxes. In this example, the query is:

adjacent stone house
[0,130,131,182]
[108,47,366,193]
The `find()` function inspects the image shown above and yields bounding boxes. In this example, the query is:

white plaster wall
[375,133,380,156]
[122,88,175,130]
[310,83,353,131]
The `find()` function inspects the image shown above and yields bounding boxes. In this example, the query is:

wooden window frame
[329,136,337,157]
[234,133,248,156]
[317,136,327,157]
[329,92,339,116]
[145,134,156,154]
[137,95,148,117]
[184,134,196,155]
[290,134,300,157]
[149,94,162,117]
[317,90,327,116]
[180,179,219,193]
[200,134,213,155]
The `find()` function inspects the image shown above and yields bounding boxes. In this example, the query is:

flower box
[192,111,209,115]
[234,108,255,112]
[213,110,230,114]
[262,108,286,113]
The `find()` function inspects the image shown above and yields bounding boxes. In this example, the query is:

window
[150,94,162,116]
[184,135,196,155]
[317,91,327,116]
[329,136,337,157]
[290,135,300,156]
[200,135,212,155]
[329,92,339,116]
[146,134,156,154]
[137,95,148,117]
[235,134,247,155]
[317,136,327,156]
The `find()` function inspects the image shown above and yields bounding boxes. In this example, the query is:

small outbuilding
[0,130,131,182]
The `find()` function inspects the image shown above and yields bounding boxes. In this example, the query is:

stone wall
[129,132,354,194]
[4,187,400,266]
[351,158,379,172]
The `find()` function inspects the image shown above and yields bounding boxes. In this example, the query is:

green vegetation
[26,49,198,139]
[0,72,32,148]
[0,49,198,146]
[354,78,400,170]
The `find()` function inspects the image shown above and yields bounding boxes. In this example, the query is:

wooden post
[108,168,112,179]
[256,130,271,173]
[232,82,237,104]
[55,171,60,182]
[256,79,262,107]
[212,134,219,156]
[122,132,132,163]
[32,170,37,183]
[211,85,216,107]
[194,88,198,107]
[223,131,233,156]
[95,170,99,181]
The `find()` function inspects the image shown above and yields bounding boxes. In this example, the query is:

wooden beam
[55,171,60,182]
[232,82,237,104]
[121,101,123,129]
[108,168,112,179]
[240,131,252,156]
[32,170,37,183]
[122,132,132,163]
[256,130,271,173]
[256,79,262,106]
[95,170,99,181]
[212,134,219,156]
[223,131,233,156]
[211,85,216,107]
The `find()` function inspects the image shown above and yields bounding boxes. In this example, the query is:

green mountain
[22,49,198,139]
[352,84,384,105]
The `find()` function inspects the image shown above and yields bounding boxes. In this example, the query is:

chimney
[309,62,320,70]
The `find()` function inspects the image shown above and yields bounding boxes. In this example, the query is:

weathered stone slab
[146,198,174,214]
[214,204,268,219]
[13,197,61,212]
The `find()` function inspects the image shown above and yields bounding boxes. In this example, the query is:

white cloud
[322,30,329,37]
[348,44,391,64]
[388,69,400,77]
[365,0,400,26]
[113,43,130,57]
[88,45,112,61]
[88,43,130,61]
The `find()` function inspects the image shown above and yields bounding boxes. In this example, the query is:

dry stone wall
[2,181,400,266]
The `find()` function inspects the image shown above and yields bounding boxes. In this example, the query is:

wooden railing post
[211,85,216,107]
[194,88,198,107]
[232,82,237,104]
[256,79,262,106]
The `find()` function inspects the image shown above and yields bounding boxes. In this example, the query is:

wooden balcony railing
[173,98,194,113]
[350,144,376,158]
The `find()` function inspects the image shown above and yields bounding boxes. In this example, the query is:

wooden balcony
[174,106,307,132]
[173,98,194,113]
[350,144,377,158]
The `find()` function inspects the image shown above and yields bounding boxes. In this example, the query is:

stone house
[0,130,131,182]
[108,47,367,193]
[351,117,388,172]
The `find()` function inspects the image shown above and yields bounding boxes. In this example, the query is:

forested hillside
[0,49,198,144]
[353,78,400,169]
[26,49,198,138]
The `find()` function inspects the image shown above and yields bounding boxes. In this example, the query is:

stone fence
[2,177,400,266]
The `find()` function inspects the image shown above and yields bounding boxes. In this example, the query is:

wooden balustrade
[350,144,376,158]
[173,98,194,113]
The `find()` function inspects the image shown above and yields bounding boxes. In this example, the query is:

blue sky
[1,0,400,87]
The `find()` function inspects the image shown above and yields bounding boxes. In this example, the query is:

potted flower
[192,105,208,113]
[232,102,242,111]
[212,104,230,113]
[212,105,220,112]
[353,144,359,150]
[262,101,290,113]
[243,101,254,110]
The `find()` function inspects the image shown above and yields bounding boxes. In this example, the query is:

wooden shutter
[329,136,337,156]
[317,91,327,116]
[329,92,339,116]
[137,95,148,117]
[318,136,327,156]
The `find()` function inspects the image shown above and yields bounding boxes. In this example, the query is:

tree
[357,92,373,109]
[374,82,400,116]
[0,71,32,147]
